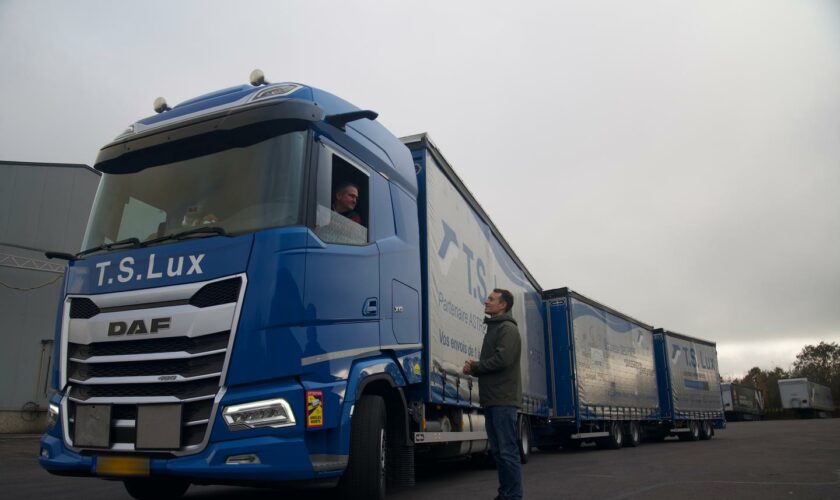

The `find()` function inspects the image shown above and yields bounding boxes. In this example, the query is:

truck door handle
[362,298,378,316]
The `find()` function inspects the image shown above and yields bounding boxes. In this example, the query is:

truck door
[374,177,420,347]
[305,140,380,355]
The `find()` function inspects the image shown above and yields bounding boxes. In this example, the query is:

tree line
[728,341,840,410]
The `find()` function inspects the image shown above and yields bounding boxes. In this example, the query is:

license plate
[96,455,150,476]
[136,404,182,450]
[74,404,111,448]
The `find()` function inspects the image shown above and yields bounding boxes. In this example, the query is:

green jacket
[471,312,522,408]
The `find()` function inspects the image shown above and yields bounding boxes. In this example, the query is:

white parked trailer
[778,378,834,415]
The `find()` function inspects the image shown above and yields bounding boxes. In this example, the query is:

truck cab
[39,74,422,498]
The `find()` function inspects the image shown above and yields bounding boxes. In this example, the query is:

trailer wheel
[678,420,701,442]
[518,415,531,464]
[123,478,189,500]
[597,421,624,450]
[339,395,387,500]
[700,420,713,440]
[625,421,641,447]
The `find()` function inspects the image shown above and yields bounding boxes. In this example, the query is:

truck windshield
[82,130,308,251]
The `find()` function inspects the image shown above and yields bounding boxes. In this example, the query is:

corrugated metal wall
[0,161,99,432]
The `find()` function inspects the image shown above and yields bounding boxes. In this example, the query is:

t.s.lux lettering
[94,253,205,286]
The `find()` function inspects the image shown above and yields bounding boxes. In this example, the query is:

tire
[339,395,387,500]
[518,415,531,464]
[625,421,641,448]
[678,421,700,442]
[700,420,713,440]
[597,421,624,450]
[123,478,189,500]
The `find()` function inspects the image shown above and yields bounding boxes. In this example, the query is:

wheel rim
[692,422,699,438]
[379,427,386,489]
[632,424,640,443]
[521,422,529,455]
[614,423,623,445]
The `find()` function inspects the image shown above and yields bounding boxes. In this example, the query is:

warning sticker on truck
[306,390,324,428]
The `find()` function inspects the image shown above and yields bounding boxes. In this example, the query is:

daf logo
[108,317,171,336]
[158,375,177,381]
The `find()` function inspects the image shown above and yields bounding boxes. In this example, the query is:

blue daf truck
[39,72,548,499]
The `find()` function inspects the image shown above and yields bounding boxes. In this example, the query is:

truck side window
[313,147,370,245]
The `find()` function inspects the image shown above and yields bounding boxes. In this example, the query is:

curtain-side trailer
[402,134,549,464]
[653,329,725,440]
[539,288,660,449]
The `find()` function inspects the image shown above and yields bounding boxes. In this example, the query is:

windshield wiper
[142,226,228,247]
[76,237,142,258]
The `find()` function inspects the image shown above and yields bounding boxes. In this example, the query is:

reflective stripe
[301,344,422,366]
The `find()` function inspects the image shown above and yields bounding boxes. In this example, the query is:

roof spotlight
[250,69,269,86]
[153,97,171,113]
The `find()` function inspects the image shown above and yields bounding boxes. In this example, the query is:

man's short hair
[494,288,514,313]
[335,182,359,196]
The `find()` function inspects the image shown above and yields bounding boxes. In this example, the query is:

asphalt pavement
[3,418,839,499]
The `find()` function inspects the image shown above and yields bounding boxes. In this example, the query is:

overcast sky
[1,0,838,378]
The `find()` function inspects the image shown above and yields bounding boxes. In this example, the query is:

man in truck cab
[332,182,362,225]
[463,289,523,500]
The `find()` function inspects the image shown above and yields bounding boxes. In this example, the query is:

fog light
[222,398,295,431]
[226,454,261,465]
[47,403,59,430]
[40,447,50,458]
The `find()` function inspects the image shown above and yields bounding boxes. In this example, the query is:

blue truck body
[38,76,547,498]
[39,75,723,498]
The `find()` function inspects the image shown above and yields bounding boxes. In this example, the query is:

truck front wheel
[123,478,189,500]
[340,394,387,500]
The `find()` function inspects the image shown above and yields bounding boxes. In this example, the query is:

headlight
[222,398,295,431]
[47,403,60,430]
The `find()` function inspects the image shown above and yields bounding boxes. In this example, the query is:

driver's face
[335,186,359,212]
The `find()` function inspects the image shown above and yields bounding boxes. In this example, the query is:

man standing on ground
[463,289,523,500]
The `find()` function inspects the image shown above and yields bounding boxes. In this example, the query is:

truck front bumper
[39,432,341,482]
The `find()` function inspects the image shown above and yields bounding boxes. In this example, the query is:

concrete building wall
[0,161,99,432]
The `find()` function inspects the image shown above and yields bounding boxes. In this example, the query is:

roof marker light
[114,124,135,140]
[250,69,268,86]
[153,97,171,113]
[251,83,302,102]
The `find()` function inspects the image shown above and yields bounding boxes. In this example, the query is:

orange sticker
[306,390,324,428]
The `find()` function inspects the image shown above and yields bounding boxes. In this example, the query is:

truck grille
[68,351,226,380]
[67,331,230,358]
[63,276,244,455]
